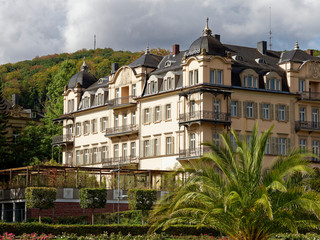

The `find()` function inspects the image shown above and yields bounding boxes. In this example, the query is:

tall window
[76,123,81,136]
[278,105,285,121]
[213,133,220,146]
[155,106,161,121]
[115,115,119,127]
[93,148,97,163]
[189,71,194,85]
[279,138,286,155]
[154,138,159,156]
[166,104,171,120]
[265,139,270,155]
[132,84,136,97]
[92,119,97,133]
[194,70,199,84]
[190,133,196,150]
[312,109,319,128]
[123,143,127,159]
[102,117,107,131]
[190,101,195,117]
[131,142,136,158]
[263,104,270,120]
[166,137,173,154]
[231,101,237,117]
[102,146,107,161]
[144,109,150,123]
[84,121,90,134]
[246,102,253,118]
[115,88,120,104]
[300,139,307,151]
[299,107,306,122]
[132,111,136,125]
[144,140,150,157]
[210,69,223,84]
[123,113,127,126]
[84,149,89,164]
[299,79,305,92]
[114,144,119,158]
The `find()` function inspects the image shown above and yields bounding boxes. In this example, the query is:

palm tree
[149,125,320,240]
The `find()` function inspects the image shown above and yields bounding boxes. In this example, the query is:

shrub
[25,187,56,223]
[26,217,53,224]
[79,188,107,224]
[56,216,88,225]
[128,189,157,224]
[95,210,146,225]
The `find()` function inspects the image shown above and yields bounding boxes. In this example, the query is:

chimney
[12,94,19,106]
[172,44,180,55]
[214,34,220,41]
[111,63,119,74]
[306,49,314,56]
[257,41,267,55]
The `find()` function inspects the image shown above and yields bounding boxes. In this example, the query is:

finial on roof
[294,40,300,50]
[202,17,212,36]
[80,57,88,71]
[145,45,150,54]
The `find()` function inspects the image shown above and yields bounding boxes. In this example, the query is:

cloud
[1,0,320,64]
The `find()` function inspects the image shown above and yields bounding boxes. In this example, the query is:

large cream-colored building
[54,21,320,170]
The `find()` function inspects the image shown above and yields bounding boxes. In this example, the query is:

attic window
[232,55,243,61]
[255,58,266,64]
[165,60,176,67]
[98,79,104,84]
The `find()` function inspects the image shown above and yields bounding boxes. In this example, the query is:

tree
[0,82,10,165]
[79,188,107,224]
[25,187,56,223]
[128,189,157,224]
[149,125,320,240]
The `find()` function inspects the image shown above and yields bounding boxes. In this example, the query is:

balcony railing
[178,147,211,159]
[179,111,231,123]
[52,134,73,144]
[105,124,138,137]
[298,91,320,101]
[295,121,320,131]
[107,95,136,108]
[102,156,138,167]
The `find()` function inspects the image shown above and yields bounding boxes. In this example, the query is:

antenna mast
[94,34,96,50]
[269,7,272,50]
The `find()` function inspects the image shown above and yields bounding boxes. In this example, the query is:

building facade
[54,20,320,170]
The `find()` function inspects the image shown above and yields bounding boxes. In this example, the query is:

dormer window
[82,97,89,109]
[255,58,266,64]
[147,80,158,94]
[189,70,198,86]
[243,75,258,88]
[96,93,103,106]
[266,78,281,91]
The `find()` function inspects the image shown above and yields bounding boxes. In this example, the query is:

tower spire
[80,57,88,71]
[294,40,300,50]
[202,17,212,36]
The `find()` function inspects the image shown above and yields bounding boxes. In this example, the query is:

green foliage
[57,215,88,225]
[149,124,320,240]
[0,83,10,165]
[26,217,53,224]
[79,188,107,209]
[128,189,157,211]
[0,223,220,237]
[269,233,320,240]
[95,210,146,225]
[25,187,56,210]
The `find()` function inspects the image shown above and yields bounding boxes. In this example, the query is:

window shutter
[171,136,175,154]
[150,107,154,123]
[162,105,166,120]
[80,150,84,165]
[259,103,263,119]
[91,120,94,133]
[270,104,274,120]
[237,101,242,117]
[243,102,247,118]
[150,139,154,157]
[89,149,92,165]
[285,105,289,122]
[275,104,279,120]
[253,103,258,119]
[274,138,279,155]
[142,109,145,123]
[177,102,179,120]
[286,138,291,154]
[100,118,103,132]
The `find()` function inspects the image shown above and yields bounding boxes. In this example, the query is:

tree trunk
[39,209,42,223]
[92,208,94,225]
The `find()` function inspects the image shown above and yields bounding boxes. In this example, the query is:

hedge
[0,223,220,236]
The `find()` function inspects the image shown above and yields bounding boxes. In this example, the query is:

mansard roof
[128,52,163,69]
[279,49,318,63]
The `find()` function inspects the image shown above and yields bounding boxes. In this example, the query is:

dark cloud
[1,0,320,64]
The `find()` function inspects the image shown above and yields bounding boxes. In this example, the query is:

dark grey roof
[128,53,163,68]
[86,76,109,90]
[68,70,98,89]
[186,35,225,57]
[279,49,317,63]
[151,51,185,75]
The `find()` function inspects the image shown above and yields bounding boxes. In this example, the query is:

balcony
[179,111,231,126]
[107,95,136,109]
[102,156,138,167]
[178,147,211,159]
[295,121,320,132]
[52,134,73,145]
[104,124,138,137]
[298,92,320,101]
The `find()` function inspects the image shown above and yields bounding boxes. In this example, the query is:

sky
[1,0,320,64]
